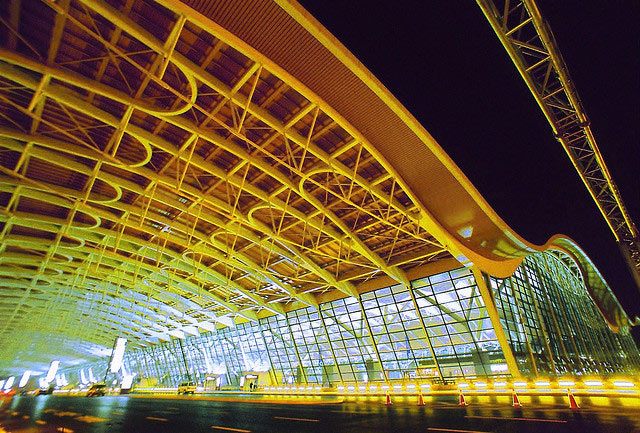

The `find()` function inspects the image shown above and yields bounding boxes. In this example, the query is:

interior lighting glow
[407,384,416,390]
[45,360,59,383]
[457,383,469,389]
[347,385,355,391]
[110,338,127,373]
[584,380,603,387]
[490,363,508,373]
[283,386,290,391]
[493,381,507,388]
[613,381,635,388]
[337,385,345,391]
[369,385,378,391]
[291,386,297,391]
[513,381,528,388]
[558,380,575,387]
[474,382,487,388]
[277,387,282,391]
[420,383,431,390]
[535,381,550,387]
[19,371,31,388]
[314,386,321,391]
[358,385,367,391]
[392,384,403,390]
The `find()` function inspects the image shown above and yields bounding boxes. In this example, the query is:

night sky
[298,2,640,324]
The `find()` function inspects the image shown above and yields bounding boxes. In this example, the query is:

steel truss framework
[477,0,640,289]
[0,0,450,371]
[62,251,640,388]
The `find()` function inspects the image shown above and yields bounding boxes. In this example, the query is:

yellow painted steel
[471,267,521,378]
[477,0,640,289]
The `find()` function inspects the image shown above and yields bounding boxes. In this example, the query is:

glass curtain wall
[490,250,640,377]
[61,253,640,385]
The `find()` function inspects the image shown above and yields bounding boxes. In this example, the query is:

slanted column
[509,276,538,376]
[406,281,444,379]
[284,314,308,385]
[256,322,279,385]
[318,306,344,384]
[471,267,520,378]
[356,295,388,382]
[521,265,557,374]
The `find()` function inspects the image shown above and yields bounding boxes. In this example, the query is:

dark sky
[297,1,640,321]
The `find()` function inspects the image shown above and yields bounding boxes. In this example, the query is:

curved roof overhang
[0,0,632,374]
[172,0,632,328]
[548,236,636,331]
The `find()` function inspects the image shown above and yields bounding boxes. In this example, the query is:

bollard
[385,392,393,406]
[418,392,425,406]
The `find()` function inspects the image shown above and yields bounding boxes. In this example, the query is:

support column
[544,258,587,370]
[318,306,344,384]
[471,267,520,378]
[257,322,279,385]
[522,265,557,374]
[284,315,308,384]
[532,261,571,371]
[178,339,192,382]
[407,281,444,379]
[509,276,538,376]
[356,295,388,382]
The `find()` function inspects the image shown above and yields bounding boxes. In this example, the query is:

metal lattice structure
[477,0,640,289]
[0,0,451,371]
[0,0,635,376]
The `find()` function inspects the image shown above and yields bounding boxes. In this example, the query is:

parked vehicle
[177,381,196,394]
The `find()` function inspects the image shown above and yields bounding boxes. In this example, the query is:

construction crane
[476,0,640,290]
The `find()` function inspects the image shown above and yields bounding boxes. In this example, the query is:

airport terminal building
[66,248,640,389]
[0,0,638,390]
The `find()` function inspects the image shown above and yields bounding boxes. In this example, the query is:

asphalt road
[1,393,639,433]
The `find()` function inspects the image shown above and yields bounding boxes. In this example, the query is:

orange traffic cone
[458,389,468,406]
[418,392,425,406]
[385,392,393,406]
[567,388,579,410]
[511,388,522,408]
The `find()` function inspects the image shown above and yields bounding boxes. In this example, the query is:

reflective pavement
[1,393,639,432]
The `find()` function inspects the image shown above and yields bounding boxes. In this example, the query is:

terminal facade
[64,249,640,388]
[0,0,638,390]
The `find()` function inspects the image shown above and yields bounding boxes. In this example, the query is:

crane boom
[476,0,640,290]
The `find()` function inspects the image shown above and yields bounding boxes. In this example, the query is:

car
[177,381,196,394]
[86,383,106,397]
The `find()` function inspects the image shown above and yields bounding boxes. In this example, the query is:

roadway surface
[1,393,639,433]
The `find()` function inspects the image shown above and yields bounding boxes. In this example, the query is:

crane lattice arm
[476,0,640,290]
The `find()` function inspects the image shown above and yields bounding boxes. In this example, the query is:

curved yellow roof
[0,0,631,373]
[171,0,632,326]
